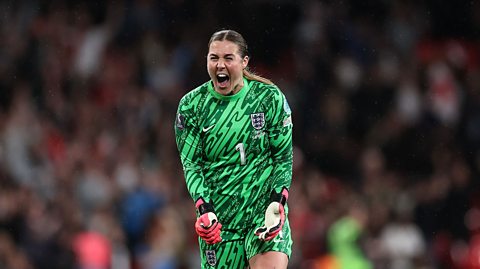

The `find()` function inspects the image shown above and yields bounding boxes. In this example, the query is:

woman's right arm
[174,94,211,204]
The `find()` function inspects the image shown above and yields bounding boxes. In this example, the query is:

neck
[231,81,244,95]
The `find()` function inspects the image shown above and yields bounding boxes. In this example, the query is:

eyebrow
[208,53,235,57]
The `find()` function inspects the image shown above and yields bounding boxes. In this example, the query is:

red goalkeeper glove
[195,198,222,244]
[255,188,289,241]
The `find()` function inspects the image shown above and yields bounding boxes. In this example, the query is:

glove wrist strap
[195,198,215,215]
[270,187,289,206]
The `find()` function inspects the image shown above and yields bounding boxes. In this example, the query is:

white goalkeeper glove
[195,198,222,245]
[255,187,289,241]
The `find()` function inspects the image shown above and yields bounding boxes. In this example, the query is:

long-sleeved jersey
[174,77,293,233]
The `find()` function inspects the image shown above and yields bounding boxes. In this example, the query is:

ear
[242,56,249,69]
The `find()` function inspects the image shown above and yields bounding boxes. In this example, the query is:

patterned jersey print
[175,77,293,231]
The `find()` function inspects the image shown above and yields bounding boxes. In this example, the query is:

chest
[200,99,269,162]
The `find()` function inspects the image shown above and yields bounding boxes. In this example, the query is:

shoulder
[249,80,292,116]
[249,80,284,98]
[179,81,210,107]
[249,80,287,104]
[176,82,210,128]
[249,79,278,92]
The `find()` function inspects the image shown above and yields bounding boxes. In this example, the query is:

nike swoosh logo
[202,125,215,132]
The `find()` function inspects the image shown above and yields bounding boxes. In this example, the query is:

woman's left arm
[267,87,293,193]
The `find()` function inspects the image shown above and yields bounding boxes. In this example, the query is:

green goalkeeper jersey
[175,77,293,234]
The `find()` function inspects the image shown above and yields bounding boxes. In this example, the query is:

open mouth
[216,74,230,88]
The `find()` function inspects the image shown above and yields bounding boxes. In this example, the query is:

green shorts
[198,217,293,269]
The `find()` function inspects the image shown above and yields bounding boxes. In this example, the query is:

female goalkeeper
[174,29,293,269]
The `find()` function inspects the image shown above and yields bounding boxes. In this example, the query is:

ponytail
[243,68,273,85]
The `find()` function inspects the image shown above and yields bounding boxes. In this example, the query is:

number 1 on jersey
[235,143,246,165]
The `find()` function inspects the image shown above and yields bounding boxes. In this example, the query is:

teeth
[218,74,227,77]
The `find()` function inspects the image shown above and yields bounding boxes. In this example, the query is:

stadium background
[0,0,479,268]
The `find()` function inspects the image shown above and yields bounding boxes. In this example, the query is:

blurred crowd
[0,0,479,269]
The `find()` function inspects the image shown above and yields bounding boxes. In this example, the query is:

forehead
[208,40,240,55]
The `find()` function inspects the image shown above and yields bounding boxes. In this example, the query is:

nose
[216,59,225,68]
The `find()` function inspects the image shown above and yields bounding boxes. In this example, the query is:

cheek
[207,63,215,74]
[232,65,244,76]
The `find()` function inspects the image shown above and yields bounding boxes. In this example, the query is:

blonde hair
[208,30,273,85]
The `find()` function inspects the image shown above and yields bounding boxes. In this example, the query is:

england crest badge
[250,113,265,130]
[205,250,217,266]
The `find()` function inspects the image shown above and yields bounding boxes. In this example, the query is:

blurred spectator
[73,231,111,269]
[135,206,186,269]
[379,192,427,269]
[327,196,372,269]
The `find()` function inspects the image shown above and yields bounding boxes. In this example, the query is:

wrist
[195,197,215,215]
